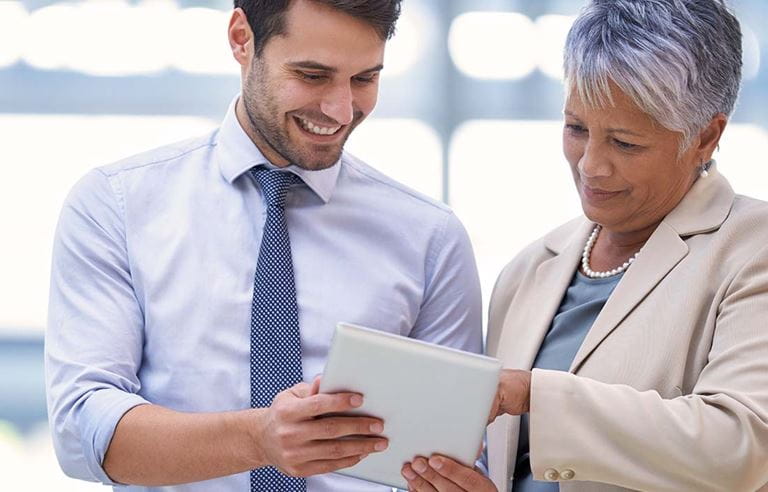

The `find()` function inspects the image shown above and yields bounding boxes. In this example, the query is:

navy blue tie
[249,168,306,492]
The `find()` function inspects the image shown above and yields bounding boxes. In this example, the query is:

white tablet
[319,322,501,489]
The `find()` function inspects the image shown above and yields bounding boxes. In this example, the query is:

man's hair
[234,0,402,57]
[564,0,742,150]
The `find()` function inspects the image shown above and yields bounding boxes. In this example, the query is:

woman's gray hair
[564,0,742,150]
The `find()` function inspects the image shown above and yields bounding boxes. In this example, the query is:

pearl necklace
[581,225,640,278]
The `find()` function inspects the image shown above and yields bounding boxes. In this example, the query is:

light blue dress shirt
[512,271,622,492]
[45,97,483,492]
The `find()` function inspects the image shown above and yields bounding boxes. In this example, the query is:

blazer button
[543,468,560,481]
[561,469,575,480]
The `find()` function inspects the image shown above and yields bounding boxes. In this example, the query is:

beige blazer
[486,165,768,492]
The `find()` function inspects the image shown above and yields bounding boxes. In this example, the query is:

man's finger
[411,456,462,492]
[430,455,491,491]
[302,415,385,439]
[288,381,314,399]
[310,375,322,396]
[402,463,438,492]
[291,392,364,419]
[299,436,388,462]
[295,454,369,477]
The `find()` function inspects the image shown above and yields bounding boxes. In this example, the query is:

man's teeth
[298,117,341,136]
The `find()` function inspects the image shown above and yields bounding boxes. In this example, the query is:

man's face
[240,0,385,170]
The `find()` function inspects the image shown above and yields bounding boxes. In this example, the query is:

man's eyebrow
[286,61,384,74]
[358,64,384,74]
[287,61,337,72]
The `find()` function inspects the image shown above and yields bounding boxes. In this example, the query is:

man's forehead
[278,0,385,46]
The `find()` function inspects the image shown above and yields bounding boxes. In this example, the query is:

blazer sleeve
[528,243,768,492]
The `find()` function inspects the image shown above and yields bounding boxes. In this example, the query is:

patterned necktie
[249,168,306,492]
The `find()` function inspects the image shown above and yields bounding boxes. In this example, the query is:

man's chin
[292,148,344,171]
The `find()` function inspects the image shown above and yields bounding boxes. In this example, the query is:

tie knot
[252,168,300,208]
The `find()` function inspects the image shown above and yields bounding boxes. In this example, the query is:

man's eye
[354,74,377,84]
[299,72,325,81]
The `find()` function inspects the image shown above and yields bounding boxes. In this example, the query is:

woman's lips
[582,184,624,202]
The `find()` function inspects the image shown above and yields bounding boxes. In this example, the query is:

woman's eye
[565,124,586,134]
[613,138,639,150]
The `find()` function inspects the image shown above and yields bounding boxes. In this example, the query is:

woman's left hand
[401,455,497,491]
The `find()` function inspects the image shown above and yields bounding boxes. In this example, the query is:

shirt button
[561,469,575,480]
[543,468,560,481]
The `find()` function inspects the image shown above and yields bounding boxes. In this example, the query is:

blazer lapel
[569,222,688,371]
[497,220,592,371]
[569,163,735,372]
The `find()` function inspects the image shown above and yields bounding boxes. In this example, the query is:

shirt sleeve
[475,434,489,476]
[46,169,149,485]
[409,210,483,354]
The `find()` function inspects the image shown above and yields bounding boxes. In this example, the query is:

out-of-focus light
[0,2,27,68]
[67,0,171,76]
[449,119,578,304]
[383,3,430,78]
[742,24,761,81]
[21,1,238,76]
[23,4,76,71]
[535,15,576,80]
[345,119,443,200]
[448,12,537,80]
[171,7,238,75]
[717,124,768,201]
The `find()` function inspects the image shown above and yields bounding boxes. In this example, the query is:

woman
[402,0,768,491]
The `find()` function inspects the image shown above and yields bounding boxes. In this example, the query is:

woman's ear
[695,113,728,163]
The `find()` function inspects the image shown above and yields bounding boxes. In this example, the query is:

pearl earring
[699,160,710,178]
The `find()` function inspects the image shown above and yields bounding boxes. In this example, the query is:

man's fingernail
[374,440,388,451]
[370,422,384,433]
[413,460,427,473]
[429,456,443,469]
[402,467,416,480]
[350,395,363,407]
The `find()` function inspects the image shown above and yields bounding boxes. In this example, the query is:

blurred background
[1,0,766,488]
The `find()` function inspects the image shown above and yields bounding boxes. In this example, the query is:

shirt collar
[215,95,340,203]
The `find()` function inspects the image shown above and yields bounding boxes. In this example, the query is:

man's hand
[254,377,388,477]
[402,455,497,492]
[488,369,531,422]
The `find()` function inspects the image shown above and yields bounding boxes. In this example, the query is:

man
[46,0,482,490]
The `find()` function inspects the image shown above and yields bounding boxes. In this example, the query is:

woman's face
[563,83,702,234]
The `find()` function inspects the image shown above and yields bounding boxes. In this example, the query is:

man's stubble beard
[242,61,362,171]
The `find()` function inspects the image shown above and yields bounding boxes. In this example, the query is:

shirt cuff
[79,388,150,485]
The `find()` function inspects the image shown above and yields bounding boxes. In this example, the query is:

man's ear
[695,113,728,164]
[228,8,252,68]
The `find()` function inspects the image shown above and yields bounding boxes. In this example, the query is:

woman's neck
[586,222,659,274]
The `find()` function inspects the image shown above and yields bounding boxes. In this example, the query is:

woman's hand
[401,455,497,492]
[488,369,532,422]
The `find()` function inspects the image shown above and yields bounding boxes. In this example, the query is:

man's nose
[320,83,354,126]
